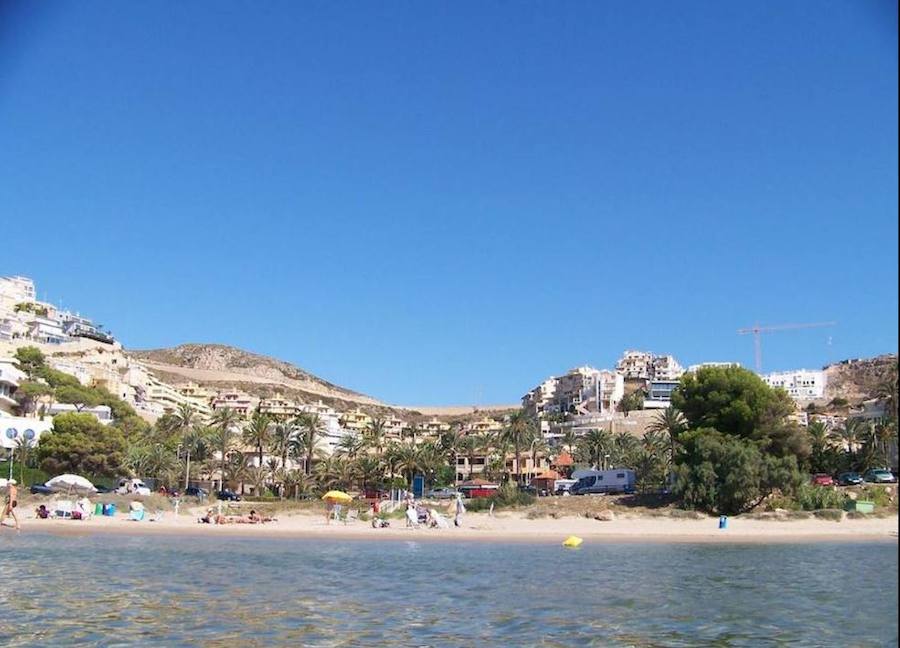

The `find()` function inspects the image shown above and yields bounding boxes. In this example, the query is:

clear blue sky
[1,1,897,405]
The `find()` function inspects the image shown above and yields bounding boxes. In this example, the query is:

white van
[570,469,636,495]
[553,479,578,495]
[116,478,151,496]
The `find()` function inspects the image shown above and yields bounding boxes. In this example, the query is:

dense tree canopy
[37,413,128,477]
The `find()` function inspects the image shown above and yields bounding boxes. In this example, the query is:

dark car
[30,484,54,495]
[811,474,835,486]
[216,489,242,501]
[95,484,115,494]
[184,486,209,498]
[837,472,864,486]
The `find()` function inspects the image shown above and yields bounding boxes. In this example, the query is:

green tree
[54,385,102,411]
[294,413,325,475]
[618,390,645,417]
[243,411,273,468]
[37,412,127,477]
[673,365,808,463]
[674,429,803,515]
[13,381,52,417]
[212,408,242,490]
[502,410,535,485]
[647,405,687,466]
[578,428,613,469]
[364,417,387,455]
[13,346,45,379]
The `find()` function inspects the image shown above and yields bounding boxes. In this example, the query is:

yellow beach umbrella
[321,490,353,503]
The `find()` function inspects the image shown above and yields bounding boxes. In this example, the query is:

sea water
[0,533,896,647]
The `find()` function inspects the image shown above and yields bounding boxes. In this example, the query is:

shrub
[766,484,847,511]
[812,509,843,521]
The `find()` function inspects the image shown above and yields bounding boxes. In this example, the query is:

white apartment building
[258,392,298,419]
[0,357,26,415]
[523,367,623,418]
[45,403,114,425]
[0,415,52,450]
[763,369,827,400]
[211,389,257,417]
[418,417,451,438]
[0,276,36,310]
[339,409,372,435]
[616,351,654,380]
[687,362,741,372]
[652,355,685,381]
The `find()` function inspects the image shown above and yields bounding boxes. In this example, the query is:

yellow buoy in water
[562,535,583,548]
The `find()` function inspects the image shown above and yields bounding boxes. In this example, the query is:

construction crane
[737,321,837,373]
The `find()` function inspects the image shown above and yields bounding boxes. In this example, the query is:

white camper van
[570,469,636,495]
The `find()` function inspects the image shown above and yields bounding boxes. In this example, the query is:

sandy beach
[10,509,898,544]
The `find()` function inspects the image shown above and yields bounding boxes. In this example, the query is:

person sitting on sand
[247,510,277,524]
[198,507,215,524]
[35,504,50,519]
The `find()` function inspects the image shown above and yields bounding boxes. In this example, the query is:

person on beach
[35,504,50,519]
[2,479,20,531]
[405,498,419,528]
[452,493,465,527]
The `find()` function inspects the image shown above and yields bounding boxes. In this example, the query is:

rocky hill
[129,343,390,412]
[823,353,898,404]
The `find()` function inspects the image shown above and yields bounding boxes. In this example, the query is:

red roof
[552,452,574,467]
[532,470,560,481]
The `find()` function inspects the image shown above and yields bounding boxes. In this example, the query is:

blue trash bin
[107,503,117,517]
[718,515,728,529]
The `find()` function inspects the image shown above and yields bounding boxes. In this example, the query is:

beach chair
[128,509,145,521]
[54,500,74,519]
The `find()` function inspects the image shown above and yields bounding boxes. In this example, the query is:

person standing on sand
[2,479,20,531]
[453,493,465,528]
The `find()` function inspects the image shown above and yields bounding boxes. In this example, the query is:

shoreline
[7,512,898,545]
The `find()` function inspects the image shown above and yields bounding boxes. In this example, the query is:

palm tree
[353,455,384,492]
[561,429,578,455]
[223,452,251,491]
[336,431,364,459]
[181,425,213,489]
[647,406,687,465]
[402,421,421,446]
[271,420,296,472]
[502,410,536,485]
[296,413,325,475]
[457,435,480,481]
[831,418,865,469]
[396,444,421,487]
[242,411,273,469]
[364,417,387,455]
[578,428,613,469]
[212,408,242,490]
[531,436,549,476]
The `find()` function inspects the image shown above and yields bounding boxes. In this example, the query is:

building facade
[762,370,827,399]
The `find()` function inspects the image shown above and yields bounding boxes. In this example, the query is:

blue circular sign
[5,428,18,440]
[23,429,36,441]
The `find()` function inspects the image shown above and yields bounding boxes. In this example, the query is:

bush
[464,484,535,512]
[674,430,803,515]
[767,484,847,511]
[812,509,843,521]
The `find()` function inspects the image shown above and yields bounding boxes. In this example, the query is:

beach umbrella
[45,474,97,494]
[321,490,352,503]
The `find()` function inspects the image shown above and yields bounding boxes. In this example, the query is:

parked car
[518,484,538,496]
[115,478,151,496]
[95,484,115,494]
[554,479,578,496]
[217,489,242,501]
[184,486,209,498]
[863,469,896,484]
[837,472,864,486]
[425,487,458,500]
[811,474,835,486]
[30,484,54,495]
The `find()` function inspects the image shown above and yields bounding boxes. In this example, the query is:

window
[617,473,625,479]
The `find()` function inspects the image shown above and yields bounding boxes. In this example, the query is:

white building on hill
[763,369,827,399]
